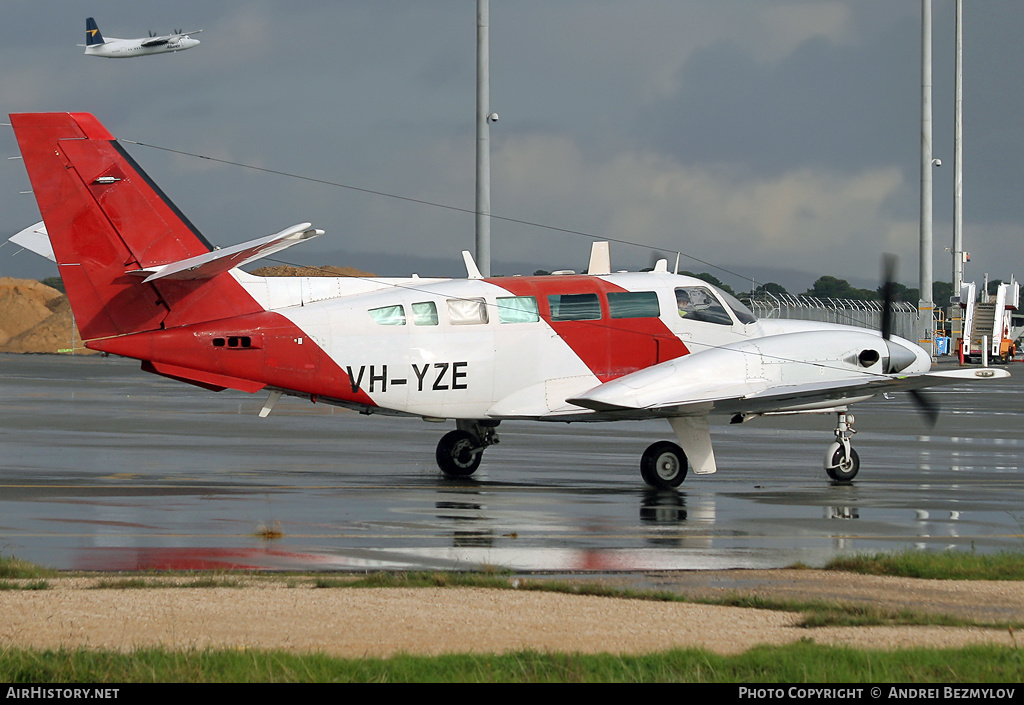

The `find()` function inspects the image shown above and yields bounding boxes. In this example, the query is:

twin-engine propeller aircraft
[81,17,201,58]
[9,112,1010,487]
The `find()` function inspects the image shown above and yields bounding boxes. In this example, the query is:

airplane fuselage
[88,268,931,424]
[84,36,200,58]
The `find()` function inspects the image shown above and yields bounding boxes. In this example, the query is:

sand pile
[0,277,87,354]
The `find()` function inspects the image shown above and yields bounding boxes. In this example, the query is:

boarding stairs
[968,302,997,353]
[960,278,1020,362]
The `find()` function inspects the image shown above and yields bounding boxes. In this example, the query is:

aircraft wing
[568,337,1010,417]
[138,222,323,283]
[141,37,171,47]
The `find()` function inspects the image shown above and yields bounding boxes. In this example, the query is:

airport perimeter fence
[741,292,920,341]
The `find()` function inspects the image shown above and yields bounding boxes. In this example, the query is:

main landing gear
[640,441,688,489]
[824,410,860,482]
[436,420,500,478]
[435,414,861,485]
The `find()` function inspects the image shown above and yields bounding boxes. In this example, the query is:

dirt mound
[0,278,61,341]
[250,265,374,278]
[0,295,88,354]
[0,277,89,354]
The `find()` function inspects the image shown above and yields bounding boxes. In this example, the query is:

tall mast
[475,0,492,277]
[919,0,935,353]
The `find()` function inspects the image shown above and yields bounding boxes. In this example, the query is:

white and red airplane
[81,18,201,59]
[9,112,1010,487]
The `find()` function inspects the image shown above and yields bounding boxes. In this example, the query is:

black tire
[826,445,860,482]
[640,441,688,489]
[436,430,483,477]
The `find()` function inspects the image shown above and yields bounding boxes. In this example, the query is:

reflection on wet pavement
[1,354,1021,571]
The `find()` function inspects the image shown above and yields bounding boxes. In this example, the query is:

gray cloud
[1,1,1020,293]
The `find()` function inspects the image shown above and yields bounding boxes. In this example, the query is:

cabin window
[447,297,489,325]
[548,293,601,321]
[674,287,733,325]
[412,301,438,326]
[496,296,539,324]
[607,291,660,319]
[369,304,406,326]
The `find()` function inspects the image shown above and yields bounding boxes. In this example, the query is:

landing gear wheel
[825,443,860,482]
[640,441,688,489]
[436,430,483,477]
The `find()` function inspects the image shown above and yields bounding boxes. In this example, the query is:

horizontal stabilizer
[139,223,323,283]
[8,221,54,261]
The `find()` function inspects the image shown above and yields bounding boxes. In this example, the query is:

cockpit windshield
[716,288,758,324]
[674,285,758,326]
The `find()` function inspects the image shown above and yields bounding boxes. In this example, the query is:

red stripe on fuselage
[89,310,377,408]
[491,275,688,382]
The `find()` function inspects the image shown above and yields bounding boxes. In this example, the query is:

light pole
[919,0,935,355]
[475,0,492,277]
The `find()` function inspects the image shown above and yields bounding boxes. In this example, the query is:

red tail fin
[10,112,261,342]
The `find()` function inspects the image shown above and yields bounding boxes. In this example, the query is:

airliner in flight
[82,17,201,58]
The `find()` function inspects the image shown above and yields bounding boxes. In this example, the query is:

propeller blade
[910,388,940,428]
[880,253,897,340]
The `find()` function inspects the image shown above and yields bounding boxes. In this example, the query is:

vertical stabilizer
[85,18,105,46]
[10,112,262,342]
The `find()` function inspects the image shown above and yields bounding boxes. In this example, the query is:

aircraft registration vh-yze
[9,112,1010,488]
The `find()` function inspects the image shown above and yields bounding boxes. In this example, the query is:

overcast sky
[1,1,1021,294]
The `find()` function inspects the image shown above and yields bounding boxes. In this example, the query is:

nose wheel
[824,411,860,482]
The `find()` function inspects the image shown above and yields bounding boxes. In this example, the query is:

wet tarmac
[1,353,1021,572]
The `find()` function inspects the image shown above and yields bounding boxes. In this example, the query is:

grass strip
[1,643,1022,683]
[825,549,1024,580]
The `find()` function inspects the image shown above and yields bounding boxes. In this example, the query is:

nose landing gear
[824,410,860,482]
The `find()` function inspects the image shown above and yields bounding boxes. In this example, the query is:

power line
[118,137,764,287]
